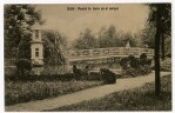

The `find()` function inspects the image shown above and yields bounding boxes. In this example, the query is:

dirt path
[6,72,170,111]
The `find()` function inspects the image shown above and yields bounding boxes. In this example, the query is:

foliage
[5,66,17,77]
[5,80,103,105]
[120,57,129,70]
[148,4,171,36]
[71,67,118,83]
[73,28,98,49]
[42,31,67,65]
[161,58,171,72]
[17,35,31,59]
[6,68,117,82]
[141,4,171,58]
[141,23,156,48]
[120,54,152,76]
[7,73,76,81]
[98,25,122,48]
[164,36,171,57]
[121,33,139,47]
[123,67,139,77]
[86,72,102,81]
[5,66,119,84]
[140,53,152,66]
[55,75,171,111]
[73,25,139,49]
[4,5,42,58]
[16,59,32,77]
[141,23,171,57]
[128,55,139,69]
[100,68,116,84]
[40,65,69,75]
[4,5,42,76]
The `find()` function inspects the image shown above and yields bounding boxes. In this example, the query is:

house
[30,25,45,75]
[31,25,44,66]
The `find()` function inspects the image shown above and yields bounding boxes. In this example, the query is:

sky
[36,4,150,41]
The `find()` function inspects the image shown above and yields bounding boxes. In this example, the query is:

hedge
[6,68,118,84]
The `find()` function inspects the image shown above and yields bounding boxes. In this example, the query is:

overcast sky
[36,4,150,41]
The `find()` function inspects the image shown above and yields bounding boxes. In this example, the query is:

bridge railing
[66,47,154,61]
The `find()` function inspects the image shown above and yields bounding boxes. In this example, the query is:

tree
[43,31,67,65]
[4,5,42,75]
[5,5,42,58]
[149,4,171,60]
[98,25,122,48]
[121,33,139,47]
[73,28,98,49]
[141,23,156,48]
[148,4,171,96]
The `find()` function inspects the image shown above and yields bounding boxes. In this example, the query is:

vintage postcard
[4,3,171,111]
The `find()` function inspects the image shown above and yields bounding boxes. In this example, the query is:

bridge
[5,47,154,75]
[5,47,154,66]
[65,47,154,65]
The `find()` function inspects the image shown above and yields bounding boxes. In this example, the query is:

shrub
[6,72,75,81]
[140,53,147,60]
[128,55,139,69]
[6,71,104,82]
[6,66,118,83]
[123,67,137,77]
[139,65,152,75]
[120,54,152,77]
[161,58,171,72]
[34,73,76,81]
[140,53,149,66]
[5,80,103,105]
[87,72,102,81]
[16,59,32,78]
[41,65,70,75]
[100,68,116,84]
[5,66,17,77]
[120,57,129,69]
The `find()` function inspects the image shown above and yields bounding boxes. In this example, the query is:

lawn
[52,75,171,111]
[5,80,103,106]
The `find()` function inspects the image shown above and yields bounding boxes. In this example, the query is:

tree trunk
[161,34,165,60]
[155,5,162,96]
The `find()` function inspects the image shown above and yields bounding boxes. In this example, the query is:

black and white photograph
[4,3,171,112]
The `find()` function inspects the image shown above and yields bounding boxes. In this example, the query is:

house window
[35,48,39,57]
[35,30,39,39]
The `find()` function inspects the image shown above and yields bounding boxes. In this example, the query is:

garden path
[6,71,170,111]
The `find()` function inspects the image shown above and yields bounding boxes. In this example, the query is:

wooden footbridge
[65,47,154,64]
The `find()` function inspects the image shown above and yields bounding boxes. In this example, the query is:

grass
[5,80,103,106]
[52,75,171,111]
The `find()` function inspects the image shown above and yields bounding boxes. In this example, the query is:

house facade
[31,27,44,66]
